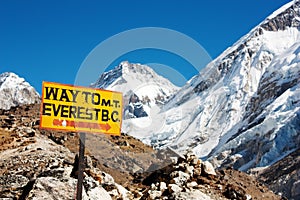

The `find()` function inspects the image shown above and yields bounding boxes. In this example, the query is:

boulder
[202,161,216,176]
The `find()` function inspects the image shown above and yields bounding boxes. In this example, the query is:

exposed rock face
[124,93,148,119]
[261,0,300,31]
[257,148,300,200]
[0,72,40,110]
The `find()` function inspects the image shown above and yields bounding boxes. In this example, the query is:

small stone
[170,171,179,178]
[186,181,198,188]
[223,174,229,181]
[168,184,182,194]
[194,167,201,176]
[85,155,93,169]
[148,190,162,199]
[191,157,200,166]
[185,165,194,176]
[177,163,185,170]
[245,194,252,200]
[217,184,223,190]
[69,132,76,137]
[170,157,178,164]
[202,161,216,176]
[101,172,115,185]
[151,183,157,190]
[24,127,36,137]
[108,189,119,197]
[159,182,167,191]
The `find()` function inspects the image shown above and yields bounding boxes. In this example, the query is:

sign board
[40,82,122,135]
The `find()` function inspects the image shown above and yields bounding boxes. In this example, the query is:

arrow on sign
[100,123,111,131]
[52,119,111,131]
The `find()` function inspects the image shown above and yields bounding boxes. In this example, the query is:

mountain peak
[0,71,23,82]
[119,61,157,76]
[0,72,40,110]
[91,61,179,119]
[92,61,179,98]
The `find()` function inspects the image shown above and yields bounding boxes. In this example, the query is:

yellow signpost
[40,81,122,135]
[40,81,123,200]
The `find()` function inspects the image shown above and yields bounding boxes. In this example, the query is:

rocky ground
[256,148,300,200]
[0,103,284,199]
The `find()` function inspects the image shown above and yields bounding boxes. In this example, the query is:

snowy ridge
[266,0,295,21]
[0,72,40,110]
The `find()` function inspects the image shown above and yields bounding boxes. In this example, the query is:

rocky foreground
[0,104,283,199]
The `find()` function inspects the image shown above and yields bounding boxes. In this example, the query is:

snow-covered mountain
[93,1,300,174]
[147,0,300,171]
[92,61,179,118]
[92,0,299,173]
[0,72,40,110]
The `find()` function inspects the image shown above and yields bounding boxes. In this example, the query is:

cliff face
[257,148,300,200]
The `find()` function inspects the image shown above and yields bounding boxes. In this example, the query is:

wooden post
[76,132,86,200]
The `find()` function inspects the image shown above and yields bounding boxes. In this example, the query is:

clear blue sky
[0,0,291,93]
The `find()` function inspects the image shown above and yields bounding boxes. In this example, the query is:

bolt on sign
[40,82,122,135]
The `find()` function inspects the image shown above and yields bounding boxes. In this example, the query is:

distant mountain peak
[0,71,23,82]
[91,61,170,89]
[91,61,179,118]
[119,61,156,76]
[0,72,40,110]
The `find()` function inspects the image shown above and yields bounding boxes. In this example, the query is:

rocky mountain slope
[0,104,283,199]
[0,72,40,110]
[0,103,156,199]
